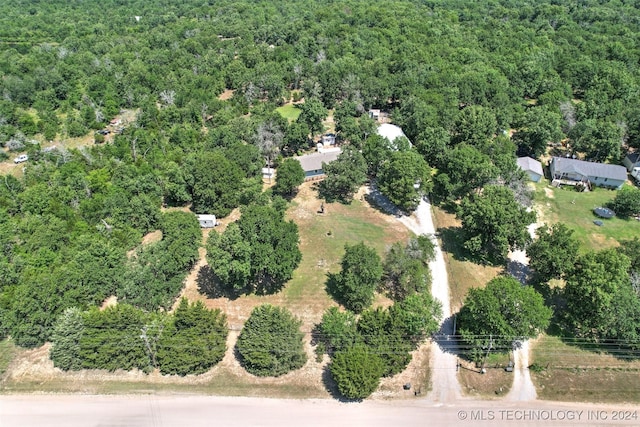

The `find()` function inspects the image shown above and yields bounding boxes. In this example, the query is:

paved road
[1,395,638,427]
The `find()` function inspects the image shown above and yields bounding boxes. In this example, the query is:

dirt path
[397,199,463,403]
[505,340,537,401]
[505,216,543,402]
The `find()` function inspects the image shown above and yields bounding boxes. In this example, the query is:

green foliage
[326,242,382,313]
[330,344,385,400]
[157,299,228,376]
[389,292,442,345]
[458,276,552,353]
[318,146,367,204]
[562,249,633,341]
[377,150,432,212]
[527,223,580,283]
[78,305,151,372]
[512,107,563,158]
[206,202,301,295]
[317,307,359,354]
[380,237,435,301]
[273,158,305,197]
[452,106,497,147]
[236,304,307,377]
[189,151,246,218]
[362,134,393,177]
[50,307,84,371]
[297,98,327,137]
[458,185,536,263]
[357,307,412,377]
[607,186,640,218]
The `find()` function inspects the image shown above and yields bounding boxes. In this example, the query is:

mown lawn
[534,182,640,250]
[530,335,640,403]
[275,103,301,122]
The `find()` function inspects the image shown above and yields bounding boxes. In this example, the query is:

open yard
[0,182,425,398]
[530,335,640,403]
[275,103,301,122]
[534,182,640,250]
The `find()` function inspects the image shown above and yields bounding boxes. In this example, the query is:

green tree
[377,150,432,212]
[157,299,227,376]
[297,97,327,137]
[562,249,632,340]
[327,242,382,313]
[457,185,536,263]
[318,146,367,203]
[189,151,245,217]
[458,276,551,355]
[512,107,564,158]
[452,106,497,147]
[527,223,580,283]
[206,203,301,295]
[381,237,435,301]
[273,158,305,197]
[568,119,622,162]
[317,306,359,354]
[50,307,84,371]
[433,144,497,202]
[236,304,307,377]
[362,134,393,177]
[330,344,385,400]
[607,186,640,218]
[389,292,442,345]
[282,122,310,156]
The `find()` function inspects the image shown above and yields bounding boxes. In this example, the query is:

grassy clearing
[284,184,408,324]
[432,207,501,312]
[530,335,640,403]
[275,103,301,122]
[534,183,640,250]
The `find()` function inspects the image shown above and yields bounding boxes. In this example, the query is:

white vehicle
[13,154,28,164]
[632,167,640,183]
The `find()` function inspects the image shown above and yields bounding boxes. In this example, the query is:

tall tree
[457,185,536,263]
[458,276,551,356]
[326,242,383,313]
[297,97,327,137]
[377,150,432,212]
[527,223,580,283]
[318,146,367,203]
[236,304,307,377]
[273,158,305,198]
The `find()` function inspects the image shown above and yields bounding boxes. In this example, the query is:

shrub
[236,304,307,377]
[330,344,385,400]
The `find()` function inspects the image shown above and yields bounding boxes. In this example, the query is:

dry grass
[530,335,640,403]
[432,207,501,312]
[458,356,513,399]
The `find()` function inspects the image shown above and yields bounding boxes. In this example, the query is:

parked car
[13,154,28,164]
[97,129,110,135]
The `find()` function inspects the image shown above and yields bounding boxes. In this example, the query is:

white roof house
[197,214,217,228]
[376,123,411,149]
[295,149,341,180]
[517,157,544,182]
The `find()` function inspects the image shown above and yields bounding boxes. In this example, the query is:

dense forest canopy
[2,0,640,351]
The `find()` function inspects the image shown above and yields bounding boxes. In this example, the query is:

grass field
[530,335,640,403]
[0,339,19,376]
[275,103,301,122]
[534,183,640,250]
[432,207,501,312]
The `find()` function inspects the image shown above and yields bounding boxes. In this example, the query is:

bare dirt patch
[127,229,163,258]
[458,358,513,399]
[218,89,235,101]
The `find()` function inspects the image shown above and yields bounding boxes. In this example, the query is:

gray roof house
[623,153,640,172]
[549,156,627,189]
[295,149,341,180]
[517,156,544,182]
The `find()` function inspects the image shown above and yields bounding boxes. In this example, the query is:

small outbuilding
[197,214,217,228]
[517,156,544,182]
[321,133,336,146]
[623,153,640,172]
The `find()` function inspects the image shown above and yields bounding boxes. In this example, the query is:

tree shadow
[432,315,462,356]
[505,259,531,284]
[321,364,363,403]
[363,184,406,217]
[438,226,506,266]
[197,265,245,300]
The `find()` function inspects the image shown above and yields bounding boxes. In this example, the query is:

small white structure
[261,167,275,179]
[517,156,544,182]
[623,153,640,172]
[368,109,381,121]
[321,133,336,146]
[197,214,217,228]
